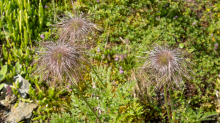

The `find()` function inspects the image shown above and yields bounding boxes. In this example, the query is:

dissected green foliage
[51,66,144,122]
[0,0,220,122]
[177,104,218,123]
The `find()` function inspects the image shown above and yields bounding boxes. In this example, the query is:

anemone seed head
[33,41,87,86]
[57,13,98,41]
[143,44,191,90]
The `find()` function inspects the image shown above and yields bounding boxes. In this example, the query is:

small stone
[3,110,9,116]
[0,84,17,108]
[0,94,17,109]
[14,75,30,99]
[5,102,38,123]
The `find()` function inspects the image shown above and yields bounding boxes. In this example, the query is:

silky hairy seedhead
[57,13,98,41]
[33,41,87,86]
[142,44,191,90]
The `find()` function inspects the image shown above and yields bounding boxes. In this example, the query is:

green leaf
[0,74,5,82]
[20,71,26,76]
[46,21,52,27]
[15,62,21,73]
[0,65,7,75]
[0,83,4,90]
[2,26,11,39]
[179,43,184,49]
[188,48,195,53]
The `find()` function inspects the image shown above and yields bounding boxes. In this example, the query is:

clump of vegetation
[51,66,144,123]
[0,0,220,122]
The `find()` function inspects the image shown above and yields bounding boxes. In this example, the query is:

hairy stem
[169,89,175,122]
[169,89,174,112]
[164,83,171,123]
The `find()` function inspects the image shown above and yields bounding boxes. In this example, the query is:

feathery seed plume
[32,41,87,86]
[142,44,191,90]
[57,13,99,41]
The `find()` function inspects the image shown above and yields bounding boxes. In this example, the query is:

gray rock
[14,75,30,99]
[0,94,17,108]
[5,102,38,123]
[3,110,10,116]
[0,84,12,101]
[0,86,8,102]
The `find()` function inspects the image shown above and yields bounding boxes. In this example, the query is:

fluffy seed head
[142,44,191,90]
[33,41,87,86]
[57,13,98,41]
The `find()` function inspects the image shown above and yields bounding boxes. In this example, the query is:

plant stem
[164,83,171,123]
[64,0,67,11]
[68,73,102,123]
[169,89,176,122]
[52,0,57,22]
[91,65,105,87]
[169,89,174,112]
